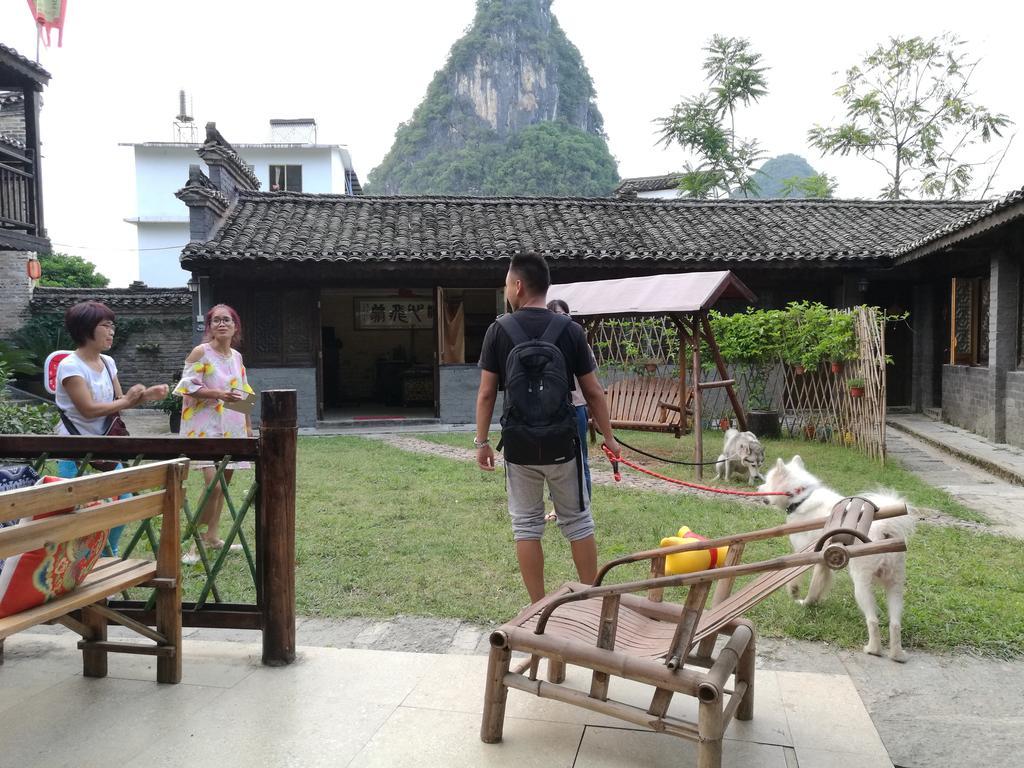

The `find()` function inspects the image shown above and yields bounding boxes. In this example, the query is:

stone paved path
[887,426,1024,538]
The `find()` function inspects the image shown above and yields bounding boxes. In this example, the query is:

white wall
[132,146,195,219]
[638,189,682,199]
[242,146,335,193]
[138,222,190,287]
[128,143,350,286]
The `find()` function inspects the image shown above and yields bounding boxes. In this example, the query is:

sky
[2,0,1023,286]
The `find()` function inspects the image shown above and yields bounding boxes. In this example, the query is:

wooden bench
[597,377,687,437]
[0,459,188,683]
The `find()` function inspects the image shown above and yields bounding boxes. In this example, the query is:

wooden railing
[0,390,298,666]
[0,142,40,234]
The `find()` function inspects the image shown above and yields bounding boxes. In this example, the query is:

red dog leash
[601,444,789,498]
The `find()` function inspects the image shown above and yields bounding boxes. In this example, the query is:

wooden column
[673,314,688,434]
[22,87,44,237]
[258,390,298,666]
[690,314,703,479]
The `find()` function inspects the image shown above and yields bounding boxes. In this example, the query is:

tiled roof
[615,173,685,195]
[0,134,26,152]
[31,286,190,310]
[0,43,51,85]
[180,194,988,268]
[893,185,1024,261]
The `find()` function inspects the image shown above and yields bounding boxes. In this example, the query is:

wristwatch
[473,437,490,448]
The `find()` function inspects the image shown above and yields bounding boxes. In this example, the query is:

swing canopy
[548,270,756,318]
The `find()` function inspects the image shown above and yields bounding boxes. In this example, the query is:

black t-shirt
[478,307,596,390]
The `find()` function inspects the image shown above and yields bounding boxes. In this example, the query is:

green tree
[808,34,1012,199]
[780,172,838,198]
[37,252,109,288]
[485,122,619,196]
[657,35,769,198]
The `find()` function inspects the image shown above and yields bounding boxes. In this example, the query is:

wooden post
[155,461,185,683]
[674,314,688,434]
[258,390,298,666]
[81,601,108,678]
[690,314,703,479]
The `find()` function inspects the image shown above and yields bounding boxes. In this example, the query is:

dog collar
[785,485,820,514]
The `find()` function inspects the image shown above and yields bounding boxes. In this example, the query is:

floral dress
[173,343,255,467]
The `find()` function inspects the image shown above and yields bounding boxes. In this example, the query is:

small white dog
[758,455,916,662]
[714,428,766,485]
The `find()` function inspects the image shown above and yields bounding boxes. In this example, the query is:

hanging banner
[27,0,68,48]
[354,297,434,330]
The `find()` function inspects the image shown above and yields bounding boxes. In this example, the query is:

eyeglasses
[97,322,116,330]
[210,317,235,326]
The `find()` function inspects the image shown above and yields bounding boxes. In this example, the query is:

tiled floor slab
[574,726,792,768]
[348,706,585,768]
[777,670,890,759]
[1,634,895,768]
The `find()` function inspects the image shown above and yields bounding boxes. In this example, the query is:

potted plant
[718,413,732,431]
[803,422,816,440]
[710,308,784,438]
[816,310,857,377]
[847,377,865,398]
[150,385,181,433]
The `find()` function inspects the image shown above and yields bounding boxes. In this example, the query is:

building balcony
[0,140,48,252]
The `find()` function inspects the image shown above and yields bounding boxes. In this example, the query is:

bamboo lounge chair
[481,497,908,768]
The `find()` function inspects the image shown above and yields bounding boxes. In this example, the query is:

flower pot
[718,417,731,431]
[803,425,816,440]
[849,386,865,398]
[169,411,182,434]
[830,361,844,374]
[793,364,806,375]
[746,410,781,439]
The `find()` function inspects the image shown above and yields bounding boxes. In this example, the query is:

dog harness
[785,484,820,515]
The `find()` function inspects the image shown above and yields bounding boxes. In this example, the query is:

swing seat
[595,377,687,438]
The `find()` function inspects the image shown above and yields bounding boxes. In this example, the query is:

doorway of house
[319,289,437,421]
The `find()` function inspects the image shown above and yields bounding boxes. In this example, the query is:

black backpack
[497,313,579,466]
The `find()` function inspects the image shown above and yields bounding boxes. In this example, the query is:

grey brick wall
[439,365,482,424]
[114,311,193,389]
[1005,371,1024,449]
[942,365,994,438]
[247,367,316,428]
[0,251,33,339]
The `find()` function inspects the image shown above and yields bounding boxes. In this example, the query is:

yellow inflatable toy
[659,526,729,575]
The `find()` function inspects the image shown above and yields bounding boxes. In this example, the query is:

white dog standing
[714,429,766,485]
[758,455,916,662]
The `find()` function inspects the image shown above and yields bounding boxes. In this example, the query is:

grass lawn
[104,431,1023,658]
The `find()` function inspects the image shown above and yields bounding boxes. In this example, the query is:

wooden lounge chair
[598,377,687,438]
[481,497,908,768]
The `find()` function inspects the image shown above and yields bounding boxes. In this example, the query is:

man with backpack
[475,253,620,604]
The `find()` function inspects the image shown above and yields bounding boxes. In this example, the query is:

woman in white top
[54,301,168,551]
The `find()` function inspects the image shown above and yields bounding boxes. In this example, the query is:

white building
[123,118,362,287]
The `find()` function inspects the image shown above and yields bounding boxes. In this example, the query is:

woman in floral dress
[173,304,255,557]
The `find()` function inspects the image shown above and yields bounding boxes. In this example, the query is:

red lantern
[26,258,42,280]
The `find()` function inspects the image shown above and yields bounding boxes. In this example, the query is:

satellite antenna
[173,90,198,142]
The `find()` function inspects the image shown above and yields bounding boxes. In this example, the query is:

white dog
[758,455,916,662]
[714,429,766,485]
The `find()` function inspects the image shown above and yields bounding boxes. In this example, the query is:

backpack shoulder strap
[540,313,572,344]
[497,313,530,346]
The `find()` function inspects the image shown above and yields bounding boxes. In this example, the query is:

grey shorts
[505,457,593,542]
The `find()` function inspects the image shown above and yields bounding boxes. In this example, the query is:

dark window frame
[268,164,303,192]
